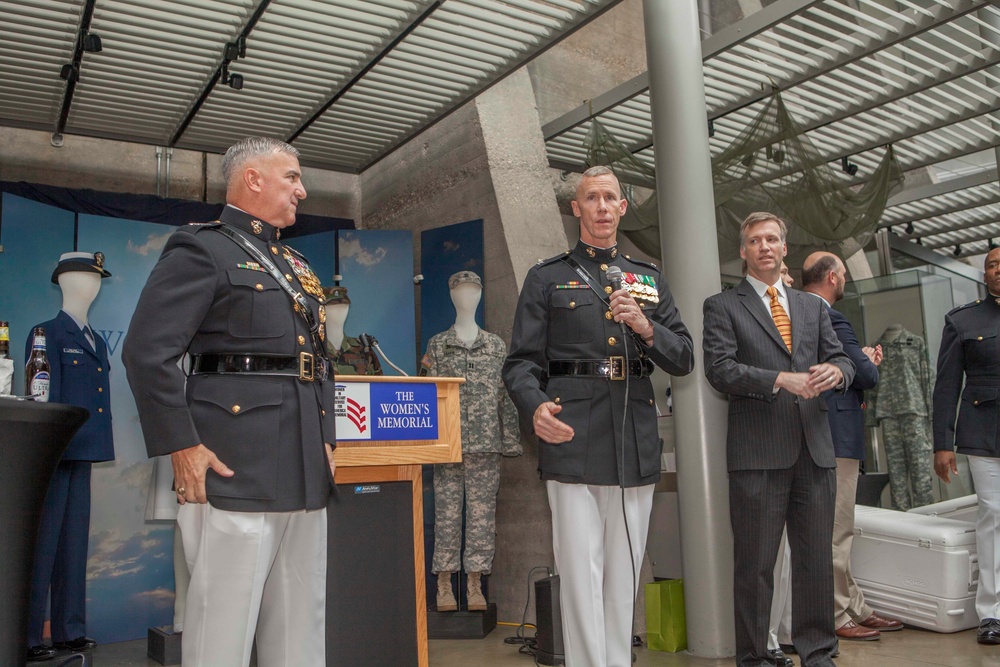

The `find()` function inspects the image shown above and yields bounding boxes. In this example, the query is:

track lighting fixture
[221,62,244,90]
[59,63,79,83]
[954,245,962,256]
[841,156,858,176]
[905,222,914,235]
[708,119,715,138]
[82,32,102,53]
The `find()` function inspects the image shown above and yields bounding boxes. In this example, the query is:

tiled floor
[63,623,998,666]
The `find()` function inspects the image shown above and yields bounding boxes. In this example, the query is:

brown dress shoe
[859,612,903,632]
[836,620,880,641]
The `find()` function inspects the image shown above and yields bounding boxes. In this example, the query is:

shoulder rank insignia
[623,272,659,304]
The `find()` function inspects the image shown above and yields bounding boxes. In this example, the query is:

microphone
[605,265,628,335]
[606,265,625,292]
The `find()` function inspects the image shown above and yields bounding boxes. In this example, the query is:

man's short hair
[582,165,616,179]
[739,212,788,246]
[222,136,300,184]
[800,254,840,288]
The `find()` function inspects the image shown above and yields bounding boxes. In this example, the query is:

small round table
[0,400,89,666]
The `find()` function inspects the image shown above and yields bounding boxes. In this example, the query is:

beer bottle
[0,321,9,359]
[25,326,50,401]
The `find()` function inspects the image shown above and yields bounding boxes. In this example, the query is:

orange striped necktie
[766,286,792,352]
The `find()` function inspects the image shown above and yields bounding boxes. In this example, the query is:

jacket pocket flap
[834,397,861,411]
[548,381,595,403]
[191,377,283,414]
[962,386,998,405]
[227,269,280,290]
[551,290,595,309]
[962,329,997,342]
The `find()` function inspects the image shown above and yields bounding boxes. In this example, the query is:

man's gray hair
[582,165,616,179]
[222,136,300,184]
[739,211,788,246]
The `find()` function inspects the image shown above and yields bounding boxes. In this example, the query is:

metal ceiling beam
[884,192,1000,227]
[885,167,999,207]
[900,210,1000,240]
[286,1,443,144]
[168,0,272,148]
[888,233,985,280]
[55,0,98,137]
[540,0,823,141]
[921,222,1000,247]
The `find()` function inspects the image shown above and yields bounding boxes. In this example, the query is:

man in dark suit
[800,252,902,641]
[26,253,114,661]
[122,137,336,667]
[933,246,1000,645]
[504,166,694,666]
[703,213,854,667]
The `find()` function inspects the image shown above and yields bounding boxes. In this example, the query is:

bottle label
[30,372,50,402]
[0,326,8,342]
[32,335,46,350]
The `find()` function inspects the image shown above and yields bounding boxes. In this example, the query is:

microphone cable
[607,266,639,659]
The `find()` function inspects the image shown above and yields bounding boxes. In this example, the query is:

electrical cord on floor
[503,565,553,663]
[619,325,638,667]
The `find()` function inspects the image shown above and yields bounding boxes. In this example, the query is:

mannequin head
[322,284,351,348]
[448,271,483,319]
[51,252,110,323]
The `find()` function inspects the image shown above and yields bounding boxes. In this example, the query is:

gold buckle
[609,356,625,380]
[299,352,315,382]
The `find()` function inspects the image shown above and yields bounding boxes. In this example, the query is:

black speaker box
[534,575,565,666]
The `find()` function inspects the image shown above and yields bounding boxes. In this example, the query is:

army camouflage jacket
[420,326,521,456]
[327,335,382,376]
[866,327,933,424]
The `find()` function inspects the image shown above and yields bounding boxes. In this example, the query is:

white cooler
[907,494,979,524]
[851,505,979,632]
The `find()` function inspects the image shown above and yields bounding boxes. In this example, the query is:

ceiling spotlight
[82,33,103,53]
[224,36,247,62]
[766,145,785,164]
[954,244,962,256]
[915,238,922,245]
[59,63,79,82]
[905,222,914,235]
[841,156,858,176]
[708,119,715,138]
[228,73,244,90]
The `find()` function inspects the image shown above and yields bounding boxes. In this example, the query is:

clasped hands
[775,363,844,399]
[172,442,337,504]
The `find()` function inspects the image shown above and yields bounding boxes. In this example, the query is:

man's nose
[298,184,308,200]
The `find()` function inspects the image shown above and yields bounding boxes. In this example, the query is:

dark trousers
[730,446,836,667]
[28,460,92,646]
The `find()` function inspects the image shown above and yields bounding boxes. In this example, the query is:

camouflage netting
[584,91,905,268]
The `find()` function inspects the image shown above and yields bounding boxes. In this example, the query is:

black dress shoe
[768,648,794,667]
[978,618,1000,645]
[778,643,796,655]
[53,636,97,651]
[26,645,58,662]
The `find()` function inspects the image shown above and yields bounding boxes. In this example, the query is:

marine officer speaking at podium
[123,136,336,667]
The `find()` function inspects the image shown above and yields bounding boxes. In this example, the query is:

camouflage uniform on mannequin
[322,285,382,376]
[866,325,935,509]
[419,271,521,611]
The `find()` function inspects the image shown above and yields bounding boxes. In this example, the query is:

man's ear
[570,200,581,218]
[244,167,263,193]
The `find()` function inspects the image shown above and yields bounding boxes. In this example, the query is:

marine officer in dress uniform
[933,246,1000,646]
[122,136,336,667]
[503,165,694,667]
[26,252,113,661]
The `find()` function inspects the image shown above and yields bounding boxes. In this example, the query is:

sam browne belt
[548,357,652,380]
[190,353,329,382]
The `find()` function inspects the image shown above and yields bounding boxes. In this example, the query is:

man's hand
[807,363,844,393]
[533,401,575,444]
[610,289,653,342]
[934,450,958,483]
[862,344,883,366]
[172,444,234,505]
[774,372,820,398]
[325,443,337,480]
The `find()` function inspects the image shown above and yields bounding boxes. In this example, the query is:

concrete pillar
[643,0,735,658]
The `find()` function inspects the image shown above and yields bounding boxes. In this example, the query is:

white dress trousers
[768,528,792,649]
[547,480,654,667]
[176,502,327,667]
[969,455,1000,621]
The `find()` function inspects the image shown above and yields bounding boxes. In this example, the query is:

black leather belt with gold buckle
[547,357,652,380]
[190,353,329,382]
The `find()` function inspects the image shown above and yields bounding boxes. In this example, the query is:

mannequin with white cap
[24,252,114,661]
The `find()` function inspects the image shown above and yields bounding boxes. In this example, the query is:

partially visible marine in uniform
[867,326,934,509]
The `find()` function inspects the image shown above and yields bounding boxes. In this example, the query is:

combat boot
[467,571,487,611]
[436,571,457,611]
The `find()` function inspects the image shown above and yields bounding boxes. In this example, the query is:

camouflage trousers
[432,452,500,574]
[881,416,935,510]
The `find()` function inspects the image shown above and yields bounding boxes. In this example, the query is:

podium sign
[335,381,438,441]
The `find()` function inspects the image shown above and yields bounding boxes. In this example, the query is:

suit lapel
[787,289,802,357]
[737,279,788,354]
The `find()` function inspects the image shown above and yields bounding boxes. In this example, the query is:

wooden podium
[328,376,463,667]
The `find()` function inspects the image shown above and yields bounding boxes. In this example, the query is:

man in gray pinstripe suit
[703,212,854,667]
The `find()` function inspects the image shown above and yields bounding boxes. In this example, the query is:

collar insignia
[251,220,263,235]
